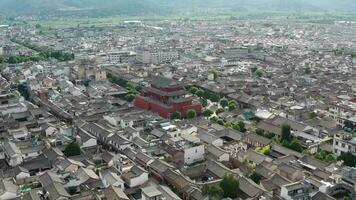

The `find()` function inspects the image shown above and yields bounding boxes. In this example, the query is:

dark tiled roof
[312,191,335,200]
[151,76,179,88]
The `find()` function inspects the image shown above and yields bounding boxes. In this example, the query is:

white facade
[217,152,230,162]
[127,172,148,188]
[184,144,205,165]
[22,150,41,160]
[329,98,356,127]
[280,186,292,200]
[82,138,97,148]
[333,133,356,156]
[212,138,224,147]
[3,142,23,167]
[0,191,18,200]
[137,50,179,64]
[16,171,30,181]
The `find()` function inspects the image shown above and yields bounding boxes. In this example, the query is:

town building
[135,77,201,118]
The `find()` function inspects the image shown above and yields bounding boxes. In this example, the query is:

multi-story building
[162,134,205,166]
[141,185,163,200]
[135,77,201,118]
[78,65,107,82]
[329,97,356,130]
[3,141,23,167]
[136,49,179,64]
[97,51,136,64]
[333,132,356,156]
[281,181,313,200]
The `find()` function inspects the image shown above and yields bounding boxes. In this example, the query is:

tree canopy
[308,112,317,119]
[256,145,271,155]
[281,123,291,142]
[124,94,136,102]
[282,139,303,153]
[249,172,262,184]
[202,185,223,200]
[190,87,198,94]
[64,142,81,157]
[337,152,356,167]
[203,109,214,118]
[210,69,218,80]
[220,174,239,198]
[200,98,208,107]
[220,99,228,108]
[255,69,263,78]
[228,104,236,111]
[171,111,182,120]
[187,109,197,119]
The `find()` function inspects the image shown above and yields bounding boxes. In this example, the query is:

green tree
[171,111,182,120]
[17,83,30,100]
[124,94,136,102]
[196,89,205,98]
[187,109,197,119]
[217,119,225,126]
[308,112,317,119]
[215,108,225,115]
[302,150,311,156]
[203,109,214,118]
[190,87,199,94]
[351,52,356,58]
[0,56,5,63]
[210,69,218,80]
[344,196,352,200]
[255,128,264,136]
[228,100,238,107]
[237,121,246,132]
[281,123,291,142]
[249,172,262,184]
[315,150,327,161]
[64,142,81,157]
[220,99,229,108]
[202,185,223,200]
[135,85,142,92]
[220,174,239,198]
[210,116,219,123]
[224,121,233,128]
[333,48,343,56]
[209,93,220,102]
[337,152,356,167]
[282,140,303,153]
[256,145,271,155]
[200,98,208,107]
[227,100,238,111]
[325,154,336,162]
[255,69,263,78]
[305,67,311,74]
[228,104,237,111]
[233,123,241,131]
[8,56,18,64]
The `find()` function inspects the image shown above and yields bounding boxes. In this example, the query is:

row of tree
[171,109,197,120]
[190,87,220,103]
[107,74,142,103]
[0,54,43,64]
[5,39,75,63]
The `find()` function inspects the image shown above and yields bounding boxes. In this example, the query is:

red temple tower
[134,77,202,118]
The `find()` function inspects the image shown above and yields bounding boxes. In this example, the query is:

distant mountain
[0,0,355,16]
[0,0,166,15]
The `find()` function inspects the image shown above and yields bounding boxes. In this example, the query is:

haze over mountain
[0,0,355,16]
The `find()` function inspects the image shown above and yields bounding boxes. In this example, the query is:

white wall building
[184,144,205,165]
[329,97,356,127]
[333,132,356,156]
